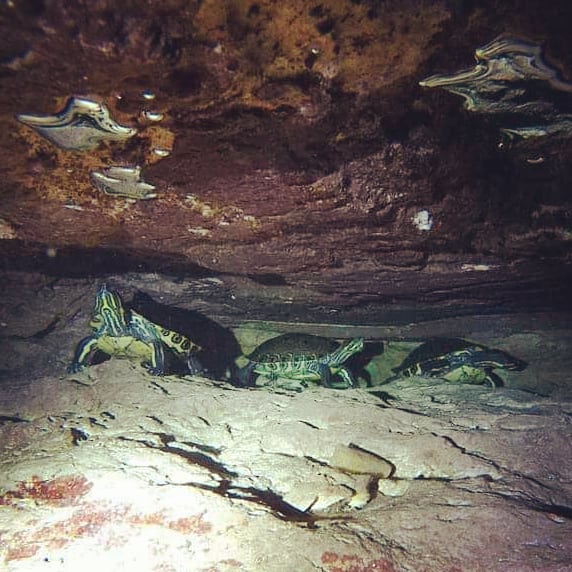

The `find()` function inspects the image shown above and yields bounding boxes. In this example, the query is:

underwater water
[1,3,572,569]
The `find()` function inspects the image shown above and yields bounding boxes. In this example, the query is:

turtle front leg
[143,341,166,375]
[316,363,333,387]
[236,362,257,386]
[68,336,99,373]
[335,366,358,388]
[187,354,204,376]
[484,369,504,388]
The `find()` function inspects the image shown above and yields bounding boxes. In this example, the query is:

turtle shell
[393,337,526,378]
[249,333,340,363]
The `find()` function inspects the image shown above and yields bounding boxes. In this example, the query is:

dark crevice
[439,434,571,518]
[133,432,238,479]
[0,415,29,425]
[0,241,216,278]
[121,433,353,524]
[474,487,572,521]
[247,273,288,286]
[7,316,61,340]
[435,433,506,473]
[30,317,60,340]
[149,381,170,395]
[160,446,237,478]
[181,440,221,455]
[181,480,354,526]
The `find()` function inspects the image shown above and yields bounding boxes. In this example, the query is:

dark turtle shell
[249,333,340,362]
[393,337,527,378]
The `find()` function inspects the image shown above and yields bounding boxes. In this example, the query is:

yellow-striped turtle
[389,338,527,387]
[69,284,203,376]
[238,333,364,389]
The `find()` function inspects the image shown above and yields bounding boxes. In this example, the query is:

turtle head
[329,337,364,366]
[89,284,128,336]
[474,349,528,371]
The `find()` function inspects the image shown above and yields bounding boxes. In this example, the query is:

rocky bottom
[0,274,571,571]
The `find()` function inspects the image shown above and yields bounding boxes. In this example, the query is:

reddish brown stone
[0,0,571,319]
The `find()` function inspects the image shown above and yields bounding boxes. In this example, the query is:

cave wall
[0,0,571,316]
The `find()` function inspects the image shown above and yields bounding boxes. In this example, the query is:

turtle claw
[236,363,257,387]
[187,355,204,376]
[143,361,165,376]
[317,363,332,387]
[67,363,84,374]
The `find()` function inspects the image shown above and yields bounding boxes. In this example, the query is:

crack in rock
[117,431,367,523]
[178,479,355,527]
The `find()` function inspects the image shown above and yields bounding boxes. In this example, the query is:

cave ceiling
[1,0,571,322]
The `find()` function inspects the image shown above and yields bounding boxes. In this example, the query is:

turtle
[69,284,203,376]
[237,333,364,389]
[388,338,527,387]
